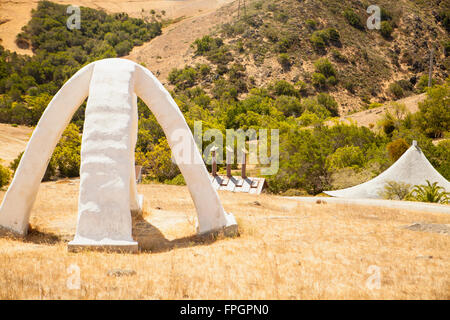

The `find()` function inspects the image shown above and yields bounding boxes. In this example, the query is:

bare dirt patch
[337,93,426,128]
[126,0,237,84]
[0,123,33,166]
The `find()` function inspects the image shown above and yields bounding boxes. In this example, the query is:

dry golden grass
[0,181,449,299]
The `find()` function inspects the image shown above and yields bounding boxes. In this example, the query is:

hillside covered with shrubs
[168,0,449,112]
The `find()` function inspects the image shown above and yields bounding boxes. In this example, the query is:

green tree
[327,145,365,170]
[144,137,179,182]
[53,123,81,177]
[433,140,450,180]
[416,80,450,138]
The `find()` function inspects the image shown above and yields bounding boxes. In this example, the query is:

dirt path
[337,93,427,128]
[126,0,237,84]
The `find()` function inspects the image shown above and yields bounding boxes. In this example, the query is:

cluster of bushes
[380,180,449,204]
[267,122,384,194]
[193,36,233,68]
[0,1,162,126]
[343,6,395,39]
[0,0,448,197]
[312,58,338,89]
[343,9,364,30]
[168,64,211,90]
[19,1,161,54]
[310,28,341,51]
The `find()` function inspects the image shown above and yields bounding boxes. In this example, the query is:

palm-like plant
[407,180,449,204]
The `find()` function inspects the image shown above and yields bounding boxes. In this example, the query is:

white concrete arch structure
[0,58,237,252]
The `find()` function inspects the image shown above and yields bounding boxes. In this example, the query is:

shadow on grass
[0,215,238,253]
[0,225,64,245]
[133,214,237,253]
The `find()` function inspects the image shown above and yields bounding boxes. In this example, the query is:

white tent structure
[324,141,450,199]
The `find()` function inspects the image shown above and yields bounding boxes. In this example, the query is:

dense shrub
[165,173,186,186]
[0,163,11,188]
[317,93,339,116]
[169,67,198,90]
[310,32,326,50]
[388,82,404,99]
[144,138,180,182]
[271,80,298,97]
[380,21,393,38]
[386,138,409,162]
[268,123,379,194]
[416,75,436,93]
[52,123,81,177]
[312,72,327,89]
[379,181,411,200]
[310,28,340,51]
[193,36,223,54]
[278,53,292,70]
[343,9,364,30]
[314,58,336,78]
[274,95,303,117]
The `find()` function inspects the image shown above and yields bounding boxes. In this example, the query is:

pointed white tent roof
[324,141,450,199]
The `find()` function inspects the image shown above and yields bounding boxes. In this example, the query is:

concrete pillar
[226,146,233,178]
[211,146,218,177]
[241,148,248,179]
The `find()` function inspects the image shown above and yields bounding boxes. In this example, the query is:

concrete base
[198,212,239,238]
[0,225,26,238]
[68,238,138,253]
